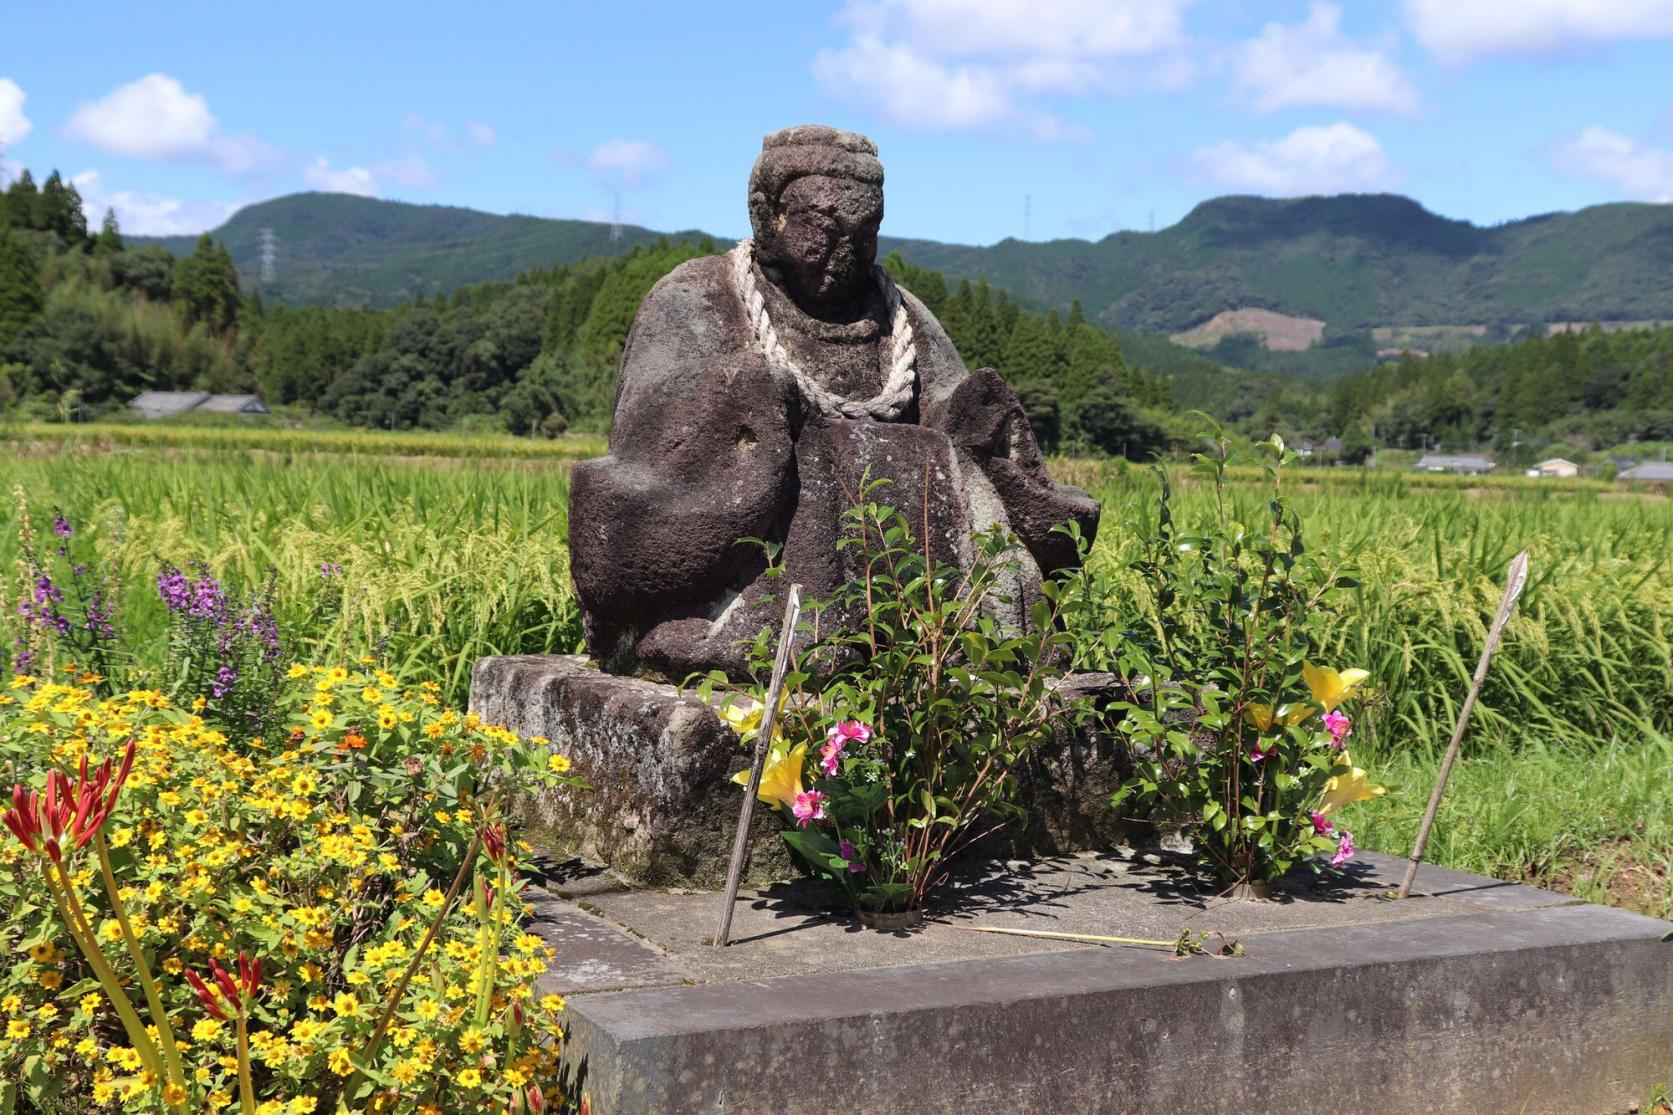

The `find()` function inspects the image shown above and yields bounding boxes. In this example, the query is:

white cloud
[586,139,671,190]
[1233,4,1418,114]
[1551,125,1673,202]
[375,155,438,189]
[815,0,1193,138]
[1404,0,1673,60]
[71,170,238,236]
[0,77,31,147]
[466,121,496,147]
[64,73,276,172]
[813,37,1013,130]
[302,156,379,197]
[1192,122,1392,194]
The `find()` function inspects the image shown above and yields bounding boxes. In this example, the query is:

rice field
[2,430,1668,914]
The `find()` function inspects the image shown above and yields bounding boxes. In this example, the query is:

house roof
[1414,453,1495,470]
[196,394,268,413]
[1618,462,1673,481]
[129,391,212,417]
[128,392,267,418]
[1535,458,1578,469]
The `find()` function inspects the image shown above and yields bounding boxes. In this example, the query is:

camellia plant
[704,483,1091,918]
[1105,426,1386,890]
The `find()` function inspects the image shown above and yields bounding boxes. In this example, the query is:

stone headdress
[747,125,884,242]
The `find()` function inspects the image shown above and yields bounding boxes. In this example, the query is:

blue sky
[4,1,1673,243]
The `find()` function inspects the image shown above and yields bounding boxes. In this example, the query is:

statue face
[764,175,883,310]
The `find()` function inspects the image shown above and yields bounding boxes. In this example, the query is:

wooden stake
[1397,550,1530,899]
[713,584,802,948]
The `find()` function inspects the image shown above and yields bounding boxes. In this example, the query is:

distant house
[1528,458,1579,478]
[1617,462,1673,483]
[1323,437,1344,456]
[129,392,270,419]
[1414,453,1495,475]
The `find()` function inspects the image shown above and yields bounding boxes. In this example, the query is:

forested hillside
[7,163,1673,463]
[135,191,1673,358]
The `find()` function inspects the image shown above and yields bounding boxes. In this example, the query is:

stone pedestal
[468,654,1132,887]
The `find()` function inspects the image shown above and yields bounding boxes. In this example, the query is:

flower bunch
[1106,429,1387,888]
[0,662,581,1113]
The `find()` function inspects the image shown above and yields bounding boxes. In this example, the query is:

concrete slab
[532,851,1673,1114]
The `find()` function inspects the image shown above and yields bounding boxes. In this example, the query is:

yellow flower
[731,743,807,810]
[716,693,787,745]
[192,1018,225,1042]
[286,664,310,680]
[1303,662,1370,714]
[1318,751,1386,815]
[360,687,383,705]
[377,706,398,730]
[310,709,332,730]
[38,970,62,990]
[1243,701,1310,731]
[6,1019,30,1040]
[547,753,572,775]
[332,993,360,1018]
[457,1067,482,1089]
[415,999,440,1021]
[328,1047,355,1075]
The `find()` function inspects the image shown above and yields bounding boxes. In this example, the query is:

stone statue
[570,125,1099,680]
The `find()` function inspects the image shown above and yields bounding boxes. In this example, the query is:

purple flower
[210,664,238,698]
[1329,829,1356,868]
[51,512,72,539]
[1310,811,1334,836]
[320,562,342,579]
[839,839,865,874]
[157,568,191,613]
[792,790,827,826]
[1323,710,1352,749]
[1248,739,1277,763]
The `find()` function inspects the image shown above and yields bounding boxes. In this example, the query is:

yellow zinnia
[1318,751,1385,815]
[1303,662,1370,713]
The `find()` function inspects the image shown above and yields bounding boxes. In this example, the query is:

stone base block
[529,851,1673,1114]
[468,654,1131,887]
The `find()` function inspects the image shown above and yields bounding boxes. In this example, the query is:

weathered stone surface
[472,656,1135,886]
[536,851,1673,1114]
[568,124,1099,682]
[469,654,790,887]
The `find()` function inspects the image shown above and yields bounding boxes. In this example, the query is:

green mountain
[142,190,1673,342]
[136,193,721,308]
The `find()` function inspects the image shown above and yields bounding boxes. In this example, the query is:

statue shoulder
[892,282,970,393]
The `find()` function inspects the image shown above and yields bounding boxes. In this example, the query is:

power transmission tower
[258,228,278,284]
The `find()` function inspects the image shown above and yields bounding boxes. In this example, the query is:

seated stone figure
[570,125,1099,680]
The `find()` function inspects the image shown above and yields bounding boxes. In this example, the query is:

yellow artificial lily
[1243,701,1310,731]
[716,694,787,746]
[1303,662,1370,714]
[1317,751,1385,815]
[730,742,807,810]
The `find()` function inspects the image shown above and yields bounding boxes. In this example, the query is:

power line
[258,227,278,285]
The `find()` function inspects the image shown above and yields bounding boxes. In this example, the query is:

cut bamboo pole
[713,584,802,947]
[1397,550,1530,899]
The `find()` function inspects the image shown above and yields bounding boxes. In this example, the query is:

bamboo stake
[1397,549,1530,899]
[714,584,802,947]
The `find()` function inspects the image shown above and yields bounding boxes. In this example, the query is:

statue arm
[569,262,797,625]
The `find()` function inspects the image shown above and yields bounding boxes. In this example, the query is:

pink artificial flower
[1323,710,1352,749]
[1310,811,1334,836]
[792,790,827,826]
[821,720,872,777]
[839,839,866,874]
[1329,829,1356,867]
[1248,740,1277,763]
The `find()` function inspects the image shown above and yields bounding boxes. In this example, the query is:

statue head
[748,125,884,314]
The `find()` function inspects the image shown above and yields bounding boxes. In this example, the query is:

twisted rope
[729,238,917,421]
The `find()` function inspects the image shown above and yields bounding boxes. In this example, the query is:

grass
[1,433,1668,915]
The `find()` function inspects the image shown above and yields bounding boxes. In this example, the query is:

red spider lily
[481,822,507,864]
[2,740,137,864]
[187,952,263,1020]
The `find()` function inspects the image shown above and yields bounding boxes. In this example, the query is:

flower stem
[95,834,189,1101]
[42,861,170,1102]
[235,1014,256,1115]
